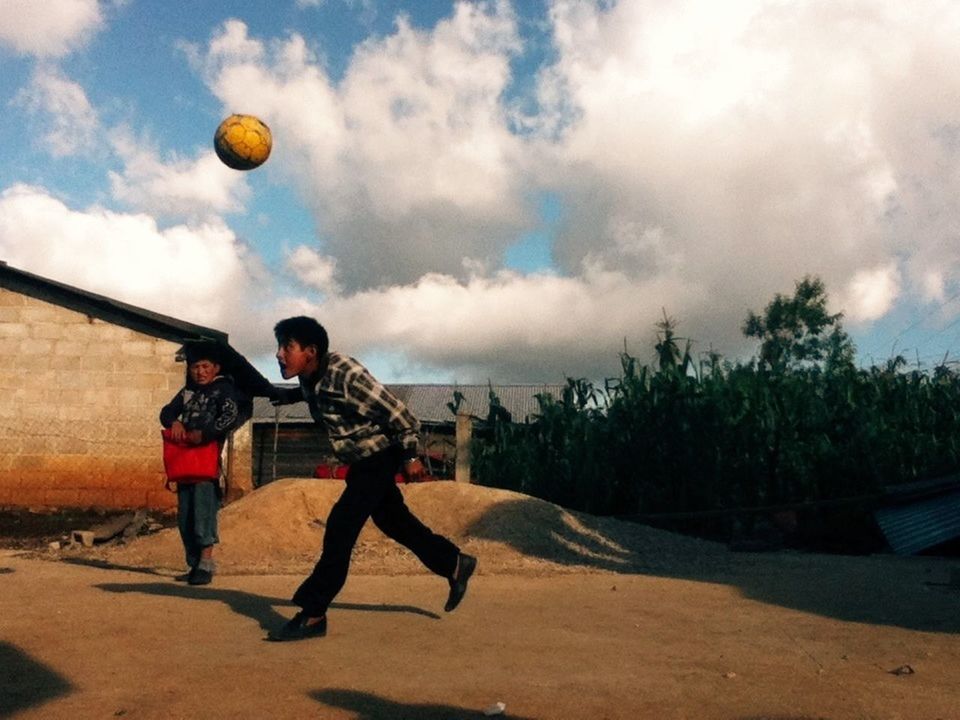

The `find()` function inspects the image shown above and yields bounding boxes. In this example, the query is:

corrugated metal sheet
[874,489,960,555]
[253,383,568,425]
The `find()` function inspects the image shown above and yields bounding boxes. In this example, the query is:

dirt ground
[2,479,960,719]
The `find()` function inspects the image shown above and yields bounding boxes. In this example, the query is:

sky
[2,0,960,384]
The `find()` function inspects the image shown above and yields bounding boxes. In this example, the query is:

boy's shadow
[310,689,536,720]
[94,582,440,632]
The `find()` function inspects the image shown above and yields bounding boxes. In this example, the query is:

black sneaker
[173,570,193,582]
[267,612,327,642]
[444,553,477,612]
[187,567,213,586]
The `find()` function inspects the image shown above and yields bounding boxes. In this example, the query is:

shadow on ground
[310,688,534,720]
[466,498,648,573]
[737,716,830,720]
[61,556,171,577]
[94,582,439,632]
[467,497,960,635]
[0,641,73,718]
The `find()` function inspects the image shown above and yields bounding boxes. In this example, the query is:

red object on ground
[313,464,348,480]
[313,462,437,484]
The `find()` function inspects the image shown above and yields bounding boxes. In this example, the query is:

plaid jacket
[290,352,420,464]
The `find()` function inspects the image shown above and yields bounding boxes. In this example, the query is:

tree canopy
[742,276,855,372]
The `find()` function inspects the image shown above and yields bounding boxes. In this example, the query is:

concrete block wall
[0,287,205,510]
[226,423,253,503]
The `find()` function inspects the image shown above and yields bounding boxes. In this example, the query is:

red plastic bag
[161,429,220,483]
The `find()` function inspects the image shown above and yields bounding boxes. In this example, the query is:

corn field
[471,278,960,523]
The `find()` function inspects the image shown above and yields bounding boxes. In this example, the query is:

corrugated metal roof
[874,489,960,555]
[253,383,568,425]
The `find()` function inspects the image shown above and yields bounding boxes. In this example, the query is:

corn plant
[469,278,960,520]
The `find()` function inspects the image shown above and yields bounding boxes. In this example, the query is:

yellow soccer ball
[213,114,272,171]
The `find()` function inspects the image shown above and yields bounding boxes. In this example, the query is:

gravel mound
[102,479,729,576]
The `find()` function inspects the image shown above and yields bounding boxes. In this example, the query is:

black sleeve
[159,390,185,428]
[271,386,303,405]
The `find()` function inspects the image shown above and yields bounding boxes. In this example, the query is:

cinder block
[20,304,73,323]
[43,355,76,370]
[18,455,45,471]
[52,341,84,357]
[3,323,29,338]
[30,323,67,340]
[115,388,153,407]
[43,488,81,506]
[84,341,115,357]
[55,405,90,422]
[0,289,27,306]
[121,341,155,357]
[72,530,95,547]
[12,488,46,507]
[146,488,177,510]
[110,487,151,509]
[95,324,137,341]
[72,488,116,506]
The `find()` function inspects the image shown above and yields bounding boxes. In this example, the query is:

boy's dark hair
[274,316,329,355]
[183,340,226,366]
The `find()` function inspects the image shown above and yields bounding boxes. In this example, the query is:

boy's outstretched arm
[270,385,303,406]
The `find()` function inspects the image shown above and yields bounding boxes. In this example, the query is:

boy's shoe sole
[444,553,477,612]
[267,612,327,642]
[187,567,213,585]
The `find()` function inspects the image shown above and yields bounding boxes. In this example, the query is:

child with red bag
[159,341,250,585]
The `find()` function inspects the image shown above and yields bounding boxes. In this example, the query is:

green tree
[742,276,855,372]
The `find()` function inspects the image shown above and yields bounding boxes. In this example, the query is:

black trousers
[292,446,460,615]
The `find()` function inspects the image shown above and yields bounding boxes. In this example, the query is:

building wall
[226,423,253,502]
[249,422,457,486]
[0,287,188,509]
[251,423,330,487]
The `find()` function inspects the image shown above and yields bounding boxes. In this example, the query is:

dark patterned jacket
[159,376,249,444]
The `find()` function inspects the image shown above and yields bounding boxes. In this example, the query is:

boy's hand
[270,386,301,406]
[169,421,187,443]
[168,423,203,445]
[402,458,425,482]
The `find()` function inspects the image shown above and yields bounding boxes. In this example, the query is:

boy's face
[276,339,317,380]
[188,359,221,386]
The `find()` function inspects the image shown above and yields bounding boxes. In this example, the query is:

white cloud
[281,263,713,381]
[107,127,251,221]
[286,245,340,296]
[535,0,960,342]
[11,1,960,382]
[839,264,901,323]
[0,0,104,57]
[10,61,245,221]
[0,184,268,341]
[197,5,532,291]
[13,66,99,157]
[178,0,960,378]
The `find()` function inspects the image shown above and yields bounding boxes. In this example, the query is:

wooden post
[455,413,473,483]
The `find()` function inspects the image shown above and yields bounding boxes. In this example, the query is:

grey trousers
[177,480,220,568]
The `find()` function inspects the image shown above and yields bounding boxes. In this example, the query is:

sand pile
[102,479,729,576]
